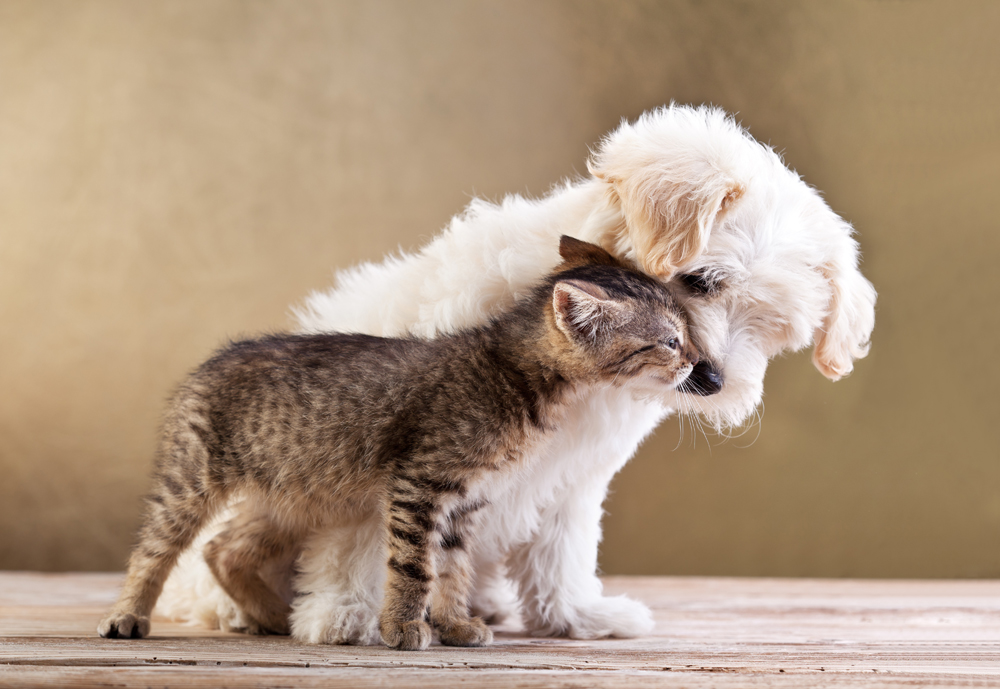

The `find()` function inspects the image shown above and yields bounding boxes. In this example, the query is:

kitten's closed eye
[618,338,682,369]
[613,344,655,368]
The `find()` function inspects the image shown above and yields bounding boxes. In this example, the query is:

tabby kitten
[98,236,698,650]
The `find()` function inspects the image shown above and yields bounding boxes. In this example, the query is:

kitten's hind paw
[437,616,493,647]
[239,617,290,636]
[98,611,150,639]
[380,618,432,650]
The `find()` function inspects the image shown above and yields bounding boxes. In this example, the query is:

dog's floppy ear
[553,279,623,341]
[588,107,746,278]
[811,222,877,381]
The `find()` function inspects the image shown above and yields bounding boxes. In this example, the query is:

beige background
[1,0,998,577]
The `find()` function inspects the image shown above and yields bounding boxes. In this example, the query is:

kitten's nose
[686,360,723,395]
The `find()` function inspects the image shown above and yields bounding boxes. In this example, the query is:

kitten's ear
[558,235,620,267]
[552,279,622,341]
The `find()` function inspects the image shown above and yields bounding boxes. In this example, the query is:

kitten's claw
[437,616,493,647]
[380,618,432,650]
[98,611,150,639]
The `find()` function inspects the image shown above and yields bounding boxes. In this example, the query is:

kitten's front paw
[437,616,493,647]
[380,618,432,650]
[98,610,150,639]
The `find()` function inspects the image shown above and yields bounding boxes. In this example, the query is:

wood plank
[2,572,999,687]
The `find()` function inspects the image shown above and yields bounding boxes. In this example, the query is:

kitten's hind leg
[98,395,225,639]
[98,467,217,638]
[203,511,297,635]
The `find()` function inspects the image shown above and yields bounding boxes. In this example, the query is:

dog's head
[586,105,876,429]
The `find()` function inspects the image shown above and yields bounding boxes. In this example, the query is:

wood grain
[2,573,999,687]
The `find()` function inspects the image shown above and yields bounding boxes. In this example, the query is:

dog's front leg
[507,479,653,639]
[506,389,665,639]
[289,512,385,645]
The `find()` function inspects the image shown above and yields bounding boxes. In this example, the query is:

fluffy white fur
[157,105,876,643]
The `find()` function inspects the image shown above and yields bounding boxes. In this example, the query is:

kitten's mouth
[650,375,684,388]
[679,360,724,396]
[648,364,695,389]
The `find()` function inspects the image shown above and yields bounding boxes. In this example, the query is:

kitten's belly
[250,481,381,534]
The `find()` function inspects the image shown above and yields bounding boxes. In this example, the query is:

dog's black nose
[685,360,724,396]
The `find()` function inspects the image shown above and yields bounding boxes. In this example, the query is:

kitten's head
[547,236,699,391]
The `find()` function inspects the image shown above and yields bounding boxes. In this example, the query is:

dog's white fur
[156,105,876,643]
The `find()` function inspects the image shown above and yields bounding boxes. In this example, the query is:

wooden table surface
[2,572,999,687]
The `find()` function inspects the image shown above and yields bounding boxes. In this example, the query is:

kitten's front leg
[378,492,437,651]
[429,501,492,647]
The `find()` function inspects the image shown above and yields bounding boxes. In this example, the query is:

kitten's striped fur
[98,237,698,649]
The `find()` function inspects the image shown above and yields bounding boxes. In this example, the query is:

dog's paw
[291,598,381,645]
[98,610,150,639]
[527,595,654,639]
[569,595,654,639]
[380,618,432,651]
[437,616,493,647]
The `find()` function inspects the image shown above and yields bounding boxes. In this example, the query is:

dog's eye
[679,270,720,296]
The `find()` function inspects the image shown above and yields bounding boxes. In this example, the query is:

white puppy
[157,105,876,643]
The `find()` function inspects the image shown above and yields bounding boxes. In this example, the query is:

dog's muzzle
[684,360,724,396]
